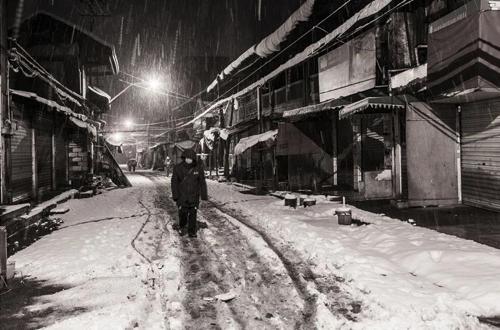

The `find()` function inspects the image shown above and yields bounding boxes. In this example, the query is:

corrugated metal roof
[339,96,407,119]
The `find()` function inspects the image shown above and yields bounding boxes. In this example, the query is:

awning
[255,0,315,57]
[10,89,87,120]
[234,129,278,155]
[219,122,258,140]
[11,89,97,135]
[283,98,349,120]
[88,86,111,113]
[431,87,500,104]
[70,117,97,136]
[339,96,410,119]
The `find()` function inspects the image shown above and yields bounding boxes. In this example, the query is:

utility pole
[0,0,12,204]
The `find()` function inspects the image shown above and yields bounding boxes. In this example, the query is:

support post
[393,110,402,197]
[1,0,12,204]
[332,112,338,185]
[0,226,6,288]
[353,117,362,191]
[32,123,37,199]
[52,117,56,190]
[456,106,462,203]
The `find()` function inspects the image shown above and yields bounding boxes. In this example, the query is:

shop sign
[318,29,376,102]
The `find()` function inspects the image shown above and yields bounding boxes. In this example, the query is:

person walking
[171,149,208,238]
[164,156,172,177]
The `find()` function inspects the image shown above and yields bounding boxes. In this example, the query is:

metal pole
[1,0,12,203]
[0,226,6,288]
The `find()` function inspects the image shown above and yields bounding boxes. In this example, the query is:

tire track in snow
[207,200,361,324]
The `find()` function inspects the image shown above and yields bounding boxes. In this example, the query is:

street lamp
[109,78,161,104]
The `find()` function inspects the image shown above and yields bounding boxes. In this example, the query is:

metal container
[335,208,352,225]
[284,195,297,208]
[303,198,316,208]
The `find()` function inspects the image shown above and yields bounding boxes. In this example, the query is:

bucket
[303,198,316,208]
[284,194,297,208]
[335,207,352,225]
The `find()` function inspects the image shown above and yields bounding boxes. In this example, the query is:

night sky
[9,0,305,123]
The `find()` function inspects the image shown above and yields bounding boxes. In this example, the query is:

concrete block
[72,157,82,162]
[68,153,78,157]
[73,148,83,152]
[72,166,82,171]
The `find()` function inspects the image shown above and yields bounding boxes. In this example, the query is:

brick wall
[68,133,88,181]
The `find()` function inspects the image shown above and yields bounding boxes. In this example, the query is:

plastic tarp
[255,0,315,57]
[234,129,278,155]
[219,122,258,140]
[203,128,219,150]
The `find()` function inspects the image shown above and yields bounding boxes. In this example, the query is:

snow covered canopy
[339,96,408,119]
[283,98,349,121]
[234,129,278,155]
[254,0,316,57]
[10,89,97,136]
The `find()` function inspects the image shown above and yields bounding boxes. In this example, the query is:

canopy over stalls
[88,86,111,113]
[234,130,278,155]
[10,89,97,136]
[283,98,348,121]
[339,96,409,119]
[255,0,316,57]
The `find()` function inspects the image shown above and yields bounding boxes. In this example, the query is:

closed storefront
[337,118,354,187]
[35,107,54,198]
[461,99,500,211]
[54,114,69,189]
[11,103,33,203]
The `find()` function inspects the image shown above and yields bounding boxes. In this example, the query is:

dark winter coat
[171,151,208,207]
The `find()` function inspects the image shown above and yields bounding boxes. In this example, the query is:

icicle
[119,17,124,47]
[258,0,262,21]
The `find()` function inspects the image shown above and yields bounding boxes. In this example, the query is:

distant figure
[164,156,172,177]
[127,158,137,172]
[171,149,208,238]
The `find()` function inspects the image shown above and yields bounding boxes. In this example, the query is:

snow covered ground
[208,181,500,329]
[5,176,500,329]
[6,175,171,330]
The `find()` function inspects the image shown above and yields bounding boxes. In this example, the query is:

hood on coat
[181,149,197,161]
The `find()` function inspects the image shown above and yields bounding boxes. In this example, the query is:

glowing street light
[109,77,162,104]
[124,119,134,128]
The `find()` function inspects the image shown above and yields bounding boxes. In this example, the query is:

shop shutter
[11,104,33,203]
[461,99,500,211]
[54,115,69,189]
[35,108,53,197]
[337,118,353,187]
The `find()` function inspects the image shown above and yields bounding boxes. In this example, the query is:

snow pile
[208,181,499,329]
[7,175,172,330]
